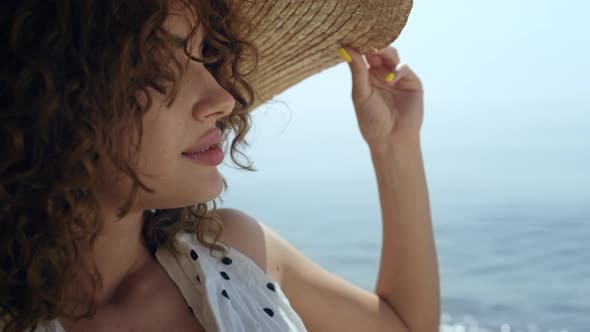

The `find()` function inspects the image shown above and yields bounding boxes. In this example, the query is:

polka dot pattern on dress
[266,282,275,292]
[189,249,277,315]
[175,241,308,331]
[152,232,308,331]
[263,308,274,317]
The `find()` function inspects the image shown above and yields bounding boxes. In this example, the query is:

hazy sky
[220,0,589,206]
[403,0,588,106]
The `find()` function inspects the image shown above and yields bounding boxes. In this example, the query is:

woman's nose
[191,85,235,122]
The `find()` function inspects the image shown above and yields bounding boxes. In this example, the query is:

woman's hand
[339,46,424,151]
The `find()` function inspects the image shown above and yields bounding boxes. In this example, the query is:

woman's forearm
[371,140,440,332]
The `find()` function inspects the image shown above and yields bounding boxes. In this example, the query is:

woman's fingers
[364,47,423,92]
[364,47,400,70]
[340,46,372,104]
[385,63,423,92]
[339,45,423,105]
[364,46,421,89]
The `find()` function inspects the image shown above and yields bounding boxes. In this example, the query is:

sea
[217,100,589,332]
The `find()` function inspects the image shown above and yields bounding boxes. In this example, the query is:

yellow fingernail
[338,47,352,63]
[384,72,395,82]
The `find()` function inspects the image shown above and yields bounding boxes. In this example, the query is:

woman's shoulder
[211,208,284,286]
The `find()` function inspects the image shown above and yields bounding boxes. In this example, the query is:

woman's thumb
[338,46,371,104]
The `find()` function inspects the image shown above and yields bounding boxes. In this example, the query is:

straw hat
[230,0,414,111]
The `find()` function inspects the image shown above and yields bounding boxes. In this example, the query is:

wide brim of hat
[231,0,413,112]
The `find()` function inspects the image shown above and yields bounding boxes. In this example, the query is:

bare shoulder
[214,208,286,286]
[212,208,407,332]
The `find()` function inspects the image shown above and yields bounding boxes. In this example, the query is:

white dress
[27,231,308,332]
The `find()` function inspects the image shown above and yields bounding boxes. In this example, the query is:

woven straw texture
[229,0,413,112]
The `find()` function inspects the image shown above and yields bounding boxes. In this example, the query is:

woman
[0,0,439,331]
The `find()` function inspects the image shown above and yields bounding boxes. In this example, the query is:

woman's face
[96,0,235,212]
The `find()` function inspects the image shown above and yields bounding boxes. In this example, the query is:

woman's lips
[183,129,222,154]
[182,145,224,166]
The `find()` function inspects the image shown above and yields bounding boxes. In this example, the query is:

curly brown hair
[0,0,260,330]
